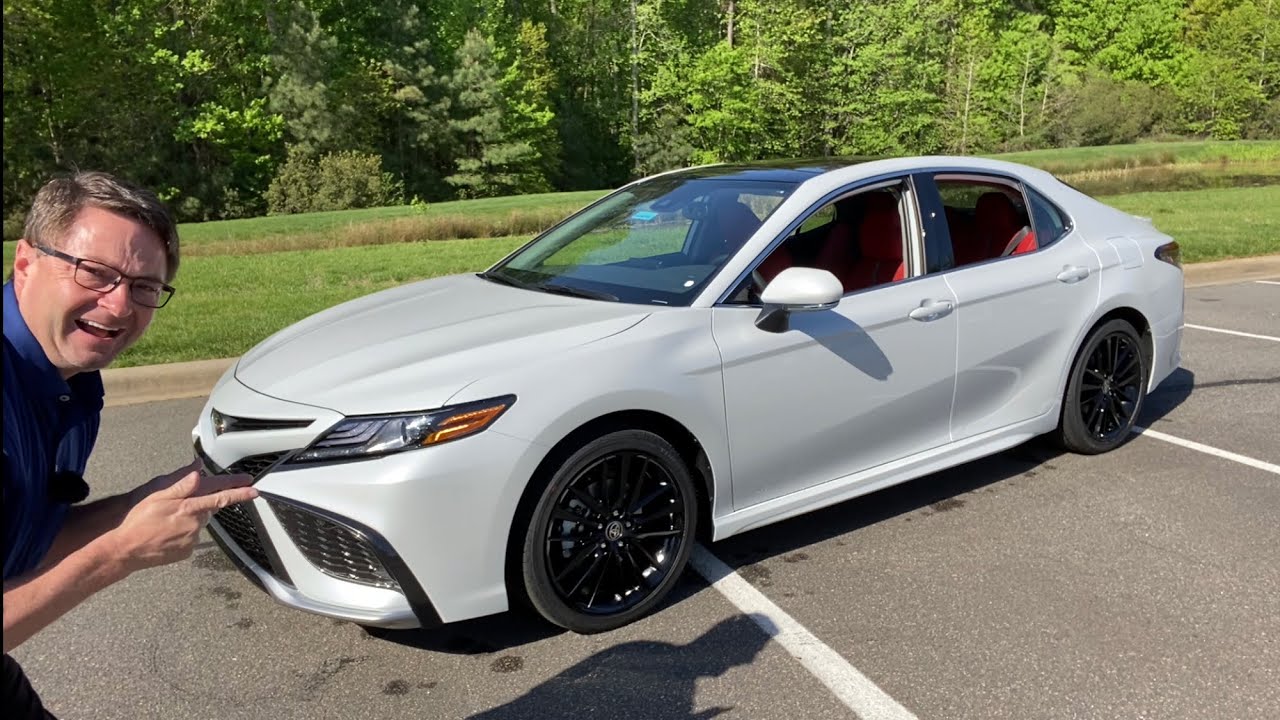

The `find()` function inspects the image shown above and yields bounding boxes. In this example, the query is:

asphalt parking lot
[13,278,1279,720]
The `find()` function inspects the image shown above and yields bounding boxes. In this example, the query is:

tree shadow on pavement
[464,614,770,720]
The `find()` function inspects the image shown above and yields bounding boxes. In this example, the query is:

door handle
[1057,265,1090,284]
[909,300,954,322]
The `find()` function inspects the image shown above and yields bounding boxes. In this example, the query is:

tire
[520,429,697,634]
[1057,319,1148,454]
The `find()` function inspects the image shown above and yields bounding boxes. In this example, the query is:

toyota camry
[193,155,1184,634]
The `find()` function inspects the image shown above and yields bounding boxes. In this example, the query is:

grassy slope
[3,140,1276,366]
[102,184,1277,367]
[1104,186,1280,263]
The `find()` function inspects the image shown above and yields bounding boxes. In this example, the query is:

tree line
[4,0,1277,227]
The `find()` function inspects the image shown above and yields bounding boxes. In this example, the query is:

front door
[711,180,959,510]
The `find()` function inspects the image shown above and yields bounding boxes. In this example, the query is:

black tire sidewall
[520,429,697,634]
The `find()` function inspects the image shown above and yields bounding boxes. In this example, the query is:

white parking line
[690,544,918,720]
[1132,426,1280,475]
[1255,280,1280,286]
[1184,324,1280,343]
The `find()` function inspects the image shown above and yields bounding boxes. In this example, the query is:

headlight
[287,395,515,464]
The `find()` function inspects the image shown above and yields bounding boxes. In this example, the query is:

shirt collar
[3,281,105,408]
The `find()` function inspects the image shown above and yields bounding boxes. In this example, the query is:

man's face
[13,206,168,378]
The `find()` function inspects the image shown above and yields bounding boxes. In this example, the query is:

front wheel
[1057,319,1148,454]
[520,430,697,634]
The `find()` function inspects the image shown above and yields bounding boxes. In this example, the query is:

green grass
[114,235,532,367]
[990,139,1280,173]
[178,190,606,245]
[1105,186,1280,264]
[5,140,1277,367]
[93,184,1274,367]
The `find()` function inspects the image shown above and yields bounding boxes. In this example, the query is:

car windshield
[483,175,798,305]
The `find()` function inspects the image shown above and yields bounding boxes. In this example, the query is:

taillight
[1155,241,1181,268]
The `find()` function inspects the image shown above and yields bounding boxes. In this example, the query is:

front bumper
[194,378,542,628]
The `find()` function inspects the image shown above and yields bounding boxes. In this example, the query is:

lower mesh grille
[213,503,275,575]
[269,500,399,590]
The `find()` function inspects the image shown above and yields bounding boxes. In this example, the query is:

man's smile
[75,318,124,339]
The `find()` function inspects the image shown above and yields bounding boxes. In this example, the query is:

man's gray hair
[24,171,181,281]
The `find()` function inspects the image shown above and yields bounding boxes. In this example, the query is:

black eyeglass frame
[31,242,176,309]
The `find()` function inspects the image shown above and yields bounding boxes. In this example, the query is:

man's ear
[11,238,36,290]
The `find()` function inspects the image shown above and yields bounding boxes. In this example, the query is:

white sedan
[193,155,1184,634]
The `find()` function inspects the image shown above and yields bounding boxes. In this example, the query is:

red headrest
[859,193,903,260]
[975,192,1021,241]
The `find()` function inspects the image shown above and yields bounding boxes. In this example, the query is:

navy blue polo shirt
[3,280,104,580]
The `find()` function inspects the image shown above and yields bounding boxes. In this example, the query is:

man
[2,171,256,717]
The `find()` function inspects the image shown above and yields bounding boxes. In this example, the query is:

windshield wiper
[477,270,534,290]
[539,283,619,302]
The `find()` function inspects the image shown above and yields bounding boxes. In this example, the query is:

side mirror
[754,267,843,333]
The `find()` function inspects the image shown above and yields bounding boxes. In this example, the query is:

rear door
[923,173,1101,440]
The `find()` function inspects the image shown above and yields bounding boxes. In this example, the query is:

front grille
[211,409,313,433]
[226,450,289,480]
[213,503,274,574]
[269,499,399,590]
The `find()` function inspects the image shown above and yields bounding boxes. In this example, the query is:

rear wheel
[1057,319,1148,454]
[520,430,697,633]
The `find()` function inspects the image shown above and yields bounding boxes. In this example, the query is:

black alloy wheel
[521,430,697,634]
[1058,319,1148,454]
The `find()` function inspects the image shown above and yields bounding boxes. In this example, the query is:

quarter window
[1027,187,1070,245]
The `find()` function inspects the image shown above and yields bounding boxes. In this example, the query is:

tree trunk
[1018,47,1032,138]
[1262,0,1273,91]
[727,0,735,48]
[960,56,974,154]
[631,0,639,166]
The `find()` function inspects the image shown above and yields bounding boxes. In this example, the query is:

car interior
[753,188,908,295]
[938,181,1038,268]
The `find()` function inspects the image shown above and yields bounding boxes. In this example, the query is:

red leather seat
[973,192,1025,262]
[842,192,905,291]
[946,206,981,266]
[1004,228,1038,256]
[757,244,794,283]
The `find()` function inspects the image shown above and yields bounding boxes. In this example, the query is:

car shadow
[1137,366,1195,426]
[790,311,894,380]
[463,614,770,720]
[368,367,1198,655]
[706,365,1198,575]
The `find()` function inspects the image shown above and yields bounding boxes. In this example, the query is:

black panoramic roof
[657,155,887,183]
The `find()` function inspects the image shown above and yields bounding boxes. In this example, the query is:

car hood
[234,273,651,415]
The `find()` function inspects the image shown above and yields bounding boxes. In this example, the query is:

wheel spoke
[1116,350,1139,378]
[1089,400,1107,436]
[623,455,650,511]
[568,485,607,516]
[1104,402,1124,431]
[555,544,601,588]
[1114,368,1142,389]
[628,485,670,516]
[634,541,664,568]
[585,554,609,608]
[633,504,679,528]
[550,508,589,526]
[633,529,682,540]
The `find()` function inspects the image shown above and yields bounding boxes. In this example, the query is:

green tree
[447,29,540,197]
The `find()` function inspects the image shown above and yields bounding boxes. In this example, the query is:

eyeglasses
[32,243,175,309]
